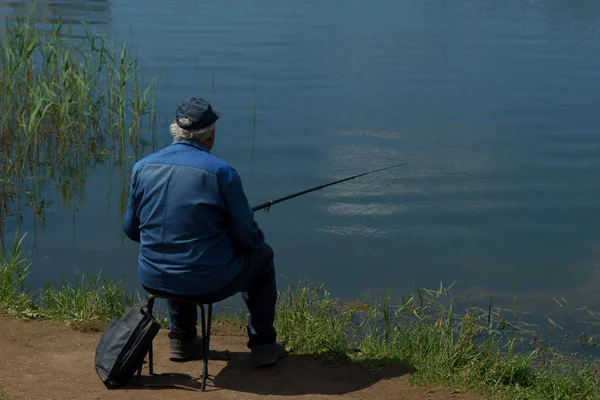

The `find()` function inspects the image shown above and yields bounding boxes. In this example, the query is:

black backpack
[94,297,161,389]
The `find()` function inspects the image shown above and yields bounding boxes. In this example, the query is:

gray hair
[169,117,217,143]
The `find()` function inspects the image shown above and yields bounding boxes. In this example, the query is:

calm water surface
[2,0,600,331]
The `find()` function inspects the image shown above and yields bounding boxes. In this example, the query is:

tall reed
[0,3,157,246]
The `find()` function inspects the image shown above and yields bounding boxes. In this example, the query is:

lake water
[2,0,600,335]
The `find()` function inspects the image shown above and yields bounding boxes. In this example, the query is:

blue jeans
[144,243,277,347]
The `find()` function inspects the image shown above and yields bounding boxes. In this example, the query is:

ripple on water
[320,202,408,217]
[0,0,112,31]
[317,223,483,239]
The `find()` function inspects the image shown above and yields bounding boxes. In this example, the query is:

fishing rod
[251,162,409,212]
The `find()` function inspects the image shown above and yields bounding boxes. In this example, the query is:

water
[2,0,600,335]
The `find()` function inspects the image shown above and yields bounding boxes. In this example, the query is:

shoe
[169,335,203,362]
[251,342,287,367]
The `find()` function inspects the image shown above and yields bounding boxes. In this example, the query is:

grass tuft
[0,233,137,332]
[275,281,358,359]
[274,281,600,399]
[0,232,31,313]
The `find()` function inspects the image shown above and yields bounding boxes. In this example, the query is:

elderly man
[123,97,286,367]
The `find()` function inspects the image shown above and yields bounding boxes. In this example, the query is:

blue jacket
[123,138,265,296]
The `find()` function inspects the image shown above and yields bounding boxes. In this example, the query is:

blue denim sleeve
[123,168,141,242]
[223,171,265,252]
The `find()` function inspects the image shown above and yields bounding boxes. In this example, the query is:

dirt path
[0,316,484,400]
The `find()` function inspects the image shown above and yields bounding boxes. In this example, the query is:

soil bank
[0,315,485,400]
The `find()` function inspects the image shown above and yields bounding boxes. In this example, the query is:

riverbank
[0,314,486,400]
[1,235,599,399]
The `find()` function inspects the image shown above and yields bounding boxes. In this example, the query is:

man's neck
[172,138,210,153]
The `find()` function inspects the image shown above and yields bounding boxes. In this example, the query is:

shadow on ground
[128,350,413,396]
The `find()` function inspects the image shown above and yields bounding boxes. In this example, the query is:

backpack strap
[138,296,155,316]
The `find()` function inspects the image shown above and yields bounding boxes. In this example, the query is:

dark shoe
[170,335,203,362]
[251,342,287,367]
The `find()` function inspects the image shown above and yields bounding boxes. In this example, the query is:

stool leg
[200,304,212,392]
[148,341,154,375]
[202,304,213,392]
[199,304,207,391]
[147,296,155,376]
[200,305,207,340]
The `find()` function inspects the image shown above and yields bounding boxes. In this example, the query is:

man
[123,97,286,367]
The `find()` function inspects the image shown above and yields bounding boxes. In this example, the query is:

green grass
[0,389,13,400]
[275,282,600,399]
[1,234,599,399]
[0,232,138,331]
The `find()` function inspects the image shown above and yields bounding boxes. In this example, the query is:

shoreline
[1,234,599,399]
[0,314,486,400]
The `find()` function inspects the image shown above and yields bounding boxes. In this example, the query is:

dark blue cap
[175,97,220,130]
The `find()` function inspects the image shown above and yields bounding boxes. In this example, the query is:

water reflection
[1,0,112,21]
[327,129,406,141]
[0,136,156,250]
[316,224,392,238]
[321,202,408,217]
[538,0,600,33]
[0,0,112,37]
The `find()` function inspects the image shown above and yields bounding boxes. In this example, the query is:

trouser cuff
[168,329,198,340]
[246,328,277,347]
